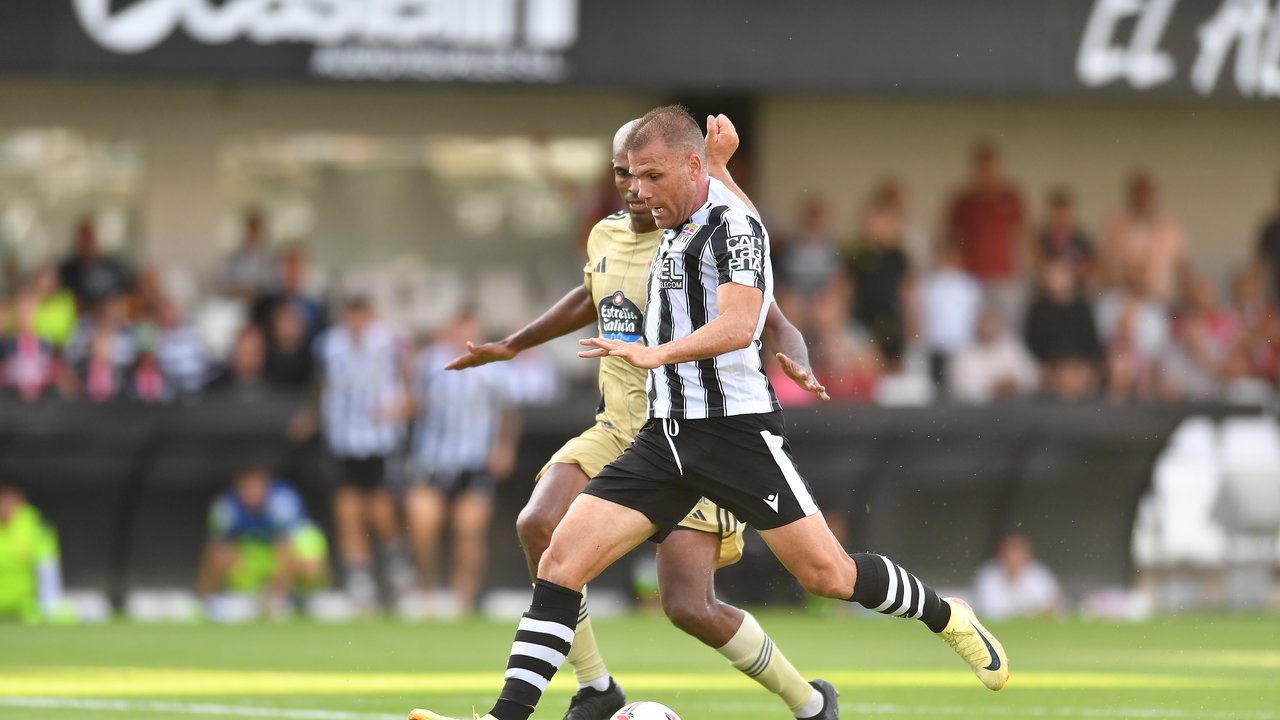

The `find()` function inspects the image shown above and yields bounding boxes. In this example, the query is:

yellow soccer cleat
[937,597,1010,691]
[408,710,494,720]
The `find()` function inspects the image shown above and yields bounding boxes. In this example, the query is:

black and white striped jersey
[644,177,780,419]
[409,342,514,476]
[316,322,407,459]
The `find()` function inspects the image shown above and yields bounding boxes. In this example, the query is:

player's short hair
[625,105,705,162]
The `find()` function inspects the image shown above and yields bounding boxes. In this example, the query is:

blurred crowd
[769,143,1280,407]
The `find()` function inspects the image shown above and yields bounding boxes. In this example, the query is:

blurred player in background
[444,115,836,720]
[196,464,329,619]
[404,310,520,617]
[313,295,413,612]
[0,482,63,623]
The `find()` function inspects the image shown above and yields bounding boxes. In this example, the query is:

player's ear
[687,152,703,180]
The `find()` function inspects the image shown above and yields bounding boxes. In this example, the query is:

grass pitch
[1,612,1277,719]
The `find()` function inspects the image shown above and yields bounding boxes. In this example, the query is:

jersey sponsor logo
[726,234,764,274]
[657,254,684,290]
[599,290,644,342]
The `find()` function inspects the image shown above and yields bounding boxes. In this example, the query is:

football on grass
[614,701,681,720]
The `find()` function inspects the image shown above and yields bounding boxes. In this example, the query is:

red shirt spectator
[946,143,1026,281]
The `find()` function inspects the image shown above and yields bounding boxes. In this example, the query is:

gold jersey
[583,211,662,438]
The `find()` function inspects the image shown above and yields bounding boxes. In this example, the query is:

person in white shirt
[920,243,983,387]
[974,533,1062,620]
[948,303,1039,403]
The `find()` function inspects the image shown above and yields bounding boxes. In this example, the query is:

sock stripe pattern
[493,579,581,720]
[742,635,774,678]
[851,552,951,633]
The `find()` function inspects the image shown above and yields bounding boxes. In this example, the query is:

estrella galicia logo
[599,291,644,342]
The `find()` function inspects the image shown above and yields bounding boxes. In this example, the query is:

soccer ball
[614,701,681,720]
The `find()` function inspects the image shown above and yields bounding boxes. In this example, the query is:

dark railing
[0,394,1228,607]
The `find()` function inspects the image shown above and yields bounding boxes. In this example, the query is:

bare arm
[580,284,762,369]
[446,285,595,370]
[488,409,522,482]
[705,114,760,217]
[760,303,829,400]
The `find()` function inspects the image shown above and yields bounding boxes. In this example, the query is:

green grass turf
[1,611,1277,719]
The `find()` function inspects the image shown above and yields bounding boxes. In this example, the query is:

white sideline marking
[1,697,1276,720]
[0,697,403,719]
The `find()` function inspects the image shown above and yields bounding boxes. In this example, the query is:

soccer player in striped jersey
[443,116,835,720]
[314,295,414,612]
[411,106,1009,720]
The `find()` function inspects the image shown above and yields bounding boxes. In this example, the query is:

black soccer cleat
[563,679,626,720]
[800,678,840,720]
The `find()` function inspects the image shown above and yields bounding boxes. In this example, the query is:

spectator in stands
[313,295,412,612]
[944,141,1028,323]
[126,266,168,324]
[1100,171,1189,307]
[1024,261,1104,400]
[66,295,136,403]
[776,197,840,325]
[263,301,315,389]
[948,303,1039,404]
[21,264,77,349]
[57,217,134,312]
[403,311,520,617]
[207,325,270,401]
[1036,187,1096,288]
[805,282,881,402]
[919,243,982,389]
[845,182,915,372]
[973,533,1061,620]
[1104,296,1159,403]
[1159,275,1240,401]
[196,465,329,621]
[252,244,325,339]
[147,296,208,399]
[1255,172,1280,309]
[0,481,64,623]
[219,210,278,301]
[3,287,69,403]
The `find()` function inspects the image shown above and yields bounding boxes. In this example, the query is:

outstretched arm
[705,114,760,218]
[446,285,596,370]
[580,283,762,369]
[761,303,829,400]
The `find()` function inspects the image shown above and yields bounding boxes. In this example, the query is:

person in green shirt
[0,482,63,623]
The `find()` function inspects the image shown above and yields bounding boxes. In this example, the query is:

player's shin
[490,579,582,720]
[849,552,951,633]
[717,611,825,718]
[566,589,612,691]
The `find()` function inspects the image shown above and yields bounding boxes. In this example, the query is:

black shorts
[332,455,388,491]
[584,411,818,536]
[410,466,496,502]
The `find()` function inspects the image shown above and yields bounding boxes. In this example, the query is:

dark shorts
[584,411,819,536]
[332,456,388,492]
[410,466,496,502]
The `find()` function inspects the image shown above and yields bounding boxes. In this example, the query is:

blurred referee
[314,294,413,611]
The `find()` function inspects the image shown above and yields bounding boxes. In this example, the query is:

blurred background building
[1,0,1279,621]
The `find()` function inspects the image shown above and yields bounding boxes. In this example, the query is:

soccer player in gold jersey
[445,115,836,720]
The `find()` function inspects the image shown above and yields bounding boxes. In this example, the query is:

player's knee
[795,560,855,599]
[661,593,714,636]
[516,504,557,554]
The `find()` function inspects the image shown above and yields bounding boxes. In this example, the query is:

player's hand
[444,340,516,370]
[578,337,664,369]
[776,352,830,400]
[705,113,740,171]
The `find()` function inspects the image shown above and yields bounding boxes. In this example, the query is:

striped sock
[849,552,951,633]
[490,579,582,720]
[716,612,818,716]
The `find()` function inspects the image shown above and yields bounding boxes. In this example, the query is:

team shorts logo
[725,235,764,274]
[599,291,644,342]
[657,255,685,290]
